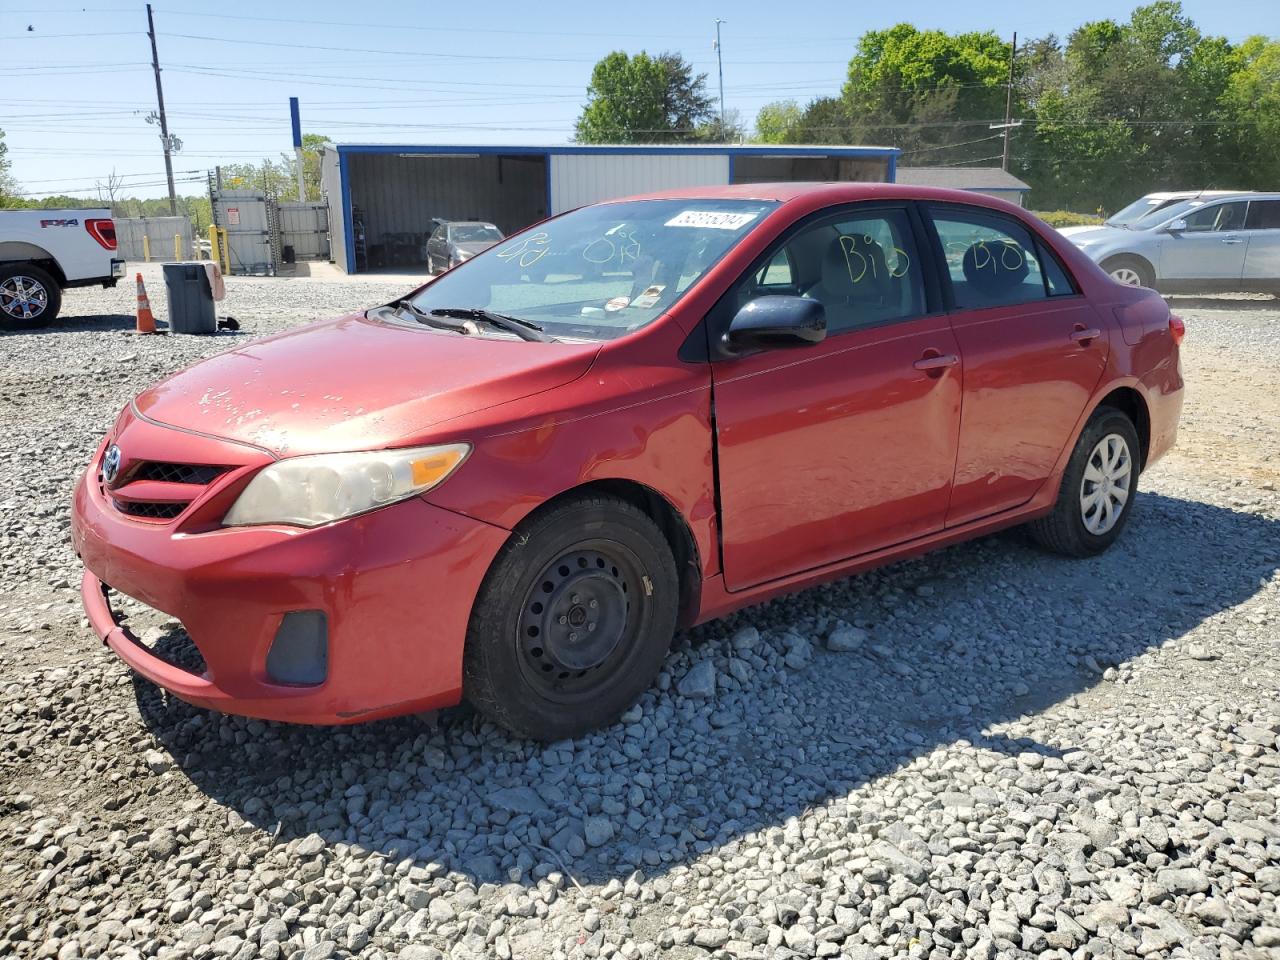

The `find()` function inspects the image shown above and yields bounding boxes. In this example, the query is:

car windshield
[451,224,502,243]
[410,198,778,341]
[1106,195,1183,228]
[1144,197,1213,227]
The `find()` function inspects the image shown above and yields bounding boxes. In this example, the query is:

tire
[0,263,61,329]
[463,494,679,740]
[1029,408,1141,557]
[1100,255,1154,289]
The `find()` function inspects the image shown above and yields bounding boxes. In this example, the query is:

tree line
[575,2,1279,213]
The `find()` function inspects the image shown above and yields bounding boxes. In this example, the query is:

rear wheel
[0,264,60,329]
[1029,408,1140,557]
[1101,255,1154,289]
[463,494,678,740]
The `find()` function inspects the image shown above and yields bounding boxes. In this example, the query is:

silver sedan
[1064,192,1280,293]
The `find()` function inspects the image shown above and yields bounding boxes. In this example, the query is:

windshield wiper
[390,299,473,334]
[429,307,557,343]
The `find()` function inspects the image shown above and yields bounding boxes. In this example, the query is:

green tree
[1223,36,1280,188]
[1025,2,1246,210]
[754,100,802,143]
[0,128,20,205]
[575,51,715,142]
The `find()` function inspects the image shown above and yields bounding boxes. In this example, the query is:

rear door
[1159,200,1250,281]
[1242,199,1280,282]
[922,204,1109,527]
[712,204,963,591]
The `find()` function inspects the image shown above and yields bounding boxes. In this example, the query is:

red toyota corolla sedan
[71,183,1184,739]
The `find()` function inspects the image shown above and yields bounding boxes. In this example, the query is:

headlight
[223,443,470,528]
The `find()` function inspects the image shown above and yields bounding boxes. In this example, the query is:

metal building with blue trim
[320,143,899,273]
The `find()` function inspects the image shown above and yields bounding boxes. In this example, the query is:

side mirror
[1166,218,1188,233]
[723,296,826,354]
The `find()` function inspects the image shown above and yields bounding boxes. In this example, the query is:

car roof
[1143,190,1255,201]
[606,181,1030,210]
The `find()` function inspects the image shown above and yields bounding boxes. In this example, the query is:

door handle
[1220,237,1244,244]
[1070,325,1101,344]
[913,352,959,372]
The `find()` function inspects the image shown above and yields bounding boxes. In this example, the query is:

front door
[712,205,963,592]
[1159,199,1250,281]
[923,204,1110,525]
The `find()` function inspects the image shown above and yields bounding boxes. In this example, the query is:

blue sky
[3,0,1273,199]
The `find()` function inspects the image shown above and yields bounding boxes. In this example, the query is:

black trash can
[162,262,216,334]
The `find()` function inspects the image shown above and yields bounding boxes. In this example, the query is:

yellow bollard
[142,234,151,263]
[174,234,182,261]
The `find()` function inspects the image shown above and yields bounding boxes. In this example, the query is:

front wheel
[1101,255,1154,289]
[463,494,679,740]
[1029,408,1141,557]
[0,264,61,329]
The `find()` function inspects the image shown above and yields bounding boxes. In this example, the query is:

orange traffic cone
[135,273,157,334]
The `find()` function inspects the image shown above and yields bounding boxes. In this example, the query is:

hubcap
[0,275,48,320]
[1110,266,1142,286]
[1080,433,1132,535]
[518,548,634,698]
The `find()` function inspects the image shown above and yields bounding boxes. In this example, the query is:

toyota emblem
[102,444,122,485]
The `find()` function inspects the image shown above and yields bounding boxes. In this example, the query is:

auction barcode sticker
[665,210,759,230]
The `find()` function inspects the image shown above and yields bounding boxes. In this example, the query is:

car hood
[1062,225,1129,245]
[1056,225,1099,238]
[133,312,599,457]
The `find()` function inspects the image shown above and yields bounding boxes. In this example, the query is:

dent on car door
[711,205,963,592]
[1243,199,1280,281]
[923,204,1109,527]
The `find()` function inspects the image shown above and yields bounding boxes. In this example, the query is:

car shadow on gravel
[0,313,139,335]
[131,491,1280,887]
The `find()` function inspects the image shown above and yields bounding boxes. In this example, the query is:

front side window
[1182,201,1248,233]
[734,207,925,334]
[927,207,1058,309]
[409,199,777,341]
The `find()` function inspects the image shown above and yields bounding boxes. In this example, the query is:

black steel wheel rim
[516,542,643,702]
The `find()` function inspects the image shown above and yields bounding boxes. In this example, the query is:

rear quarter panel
[0,209,114,283]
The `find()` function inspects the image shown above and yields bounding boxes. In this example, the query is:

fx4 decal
[40,219,81,228]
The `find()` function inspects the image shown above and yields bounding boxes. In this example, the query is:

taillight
[86,218,117,251]
[1169,314,1185,345]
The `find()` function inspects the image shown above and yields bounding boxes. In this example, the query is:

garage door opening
[346,152,547,272]
[731,154,890,185]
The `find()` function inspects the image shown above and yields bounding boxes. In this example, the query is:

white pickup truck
[0,208,125,329]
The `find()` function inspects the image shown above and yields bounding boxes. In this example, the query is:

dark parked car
[427,221,505,274]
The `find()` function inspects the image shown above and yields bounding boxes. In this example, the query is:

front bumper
[71,417,510,725]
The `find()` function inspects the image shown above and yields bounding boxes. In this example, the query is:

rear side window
[926,206,1065,309]
[1245,200,1280,230]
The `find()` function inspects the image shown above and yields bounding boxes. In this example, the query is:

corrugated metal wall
[730,156,889,184]
[114,217,194,261]
[550,154,729,213]
[213,190,272,275]
[320,149,346,270]
[347,153,547,265]
[277,202,330,260]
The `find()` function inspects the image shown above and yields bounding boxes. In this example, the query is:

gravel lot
[2,264,1278,960]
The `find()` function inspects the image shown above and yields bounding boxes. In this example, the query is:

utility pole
[999,32,1018,172]
[146,3,178,216]
[713,19,727,141]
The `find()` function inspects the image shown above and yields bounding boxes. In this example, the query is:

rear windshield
[410,198,778,341]
[451,224,502,243]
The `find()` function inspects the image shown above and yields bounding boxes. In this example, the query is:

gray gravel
[1,269,1277,960]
